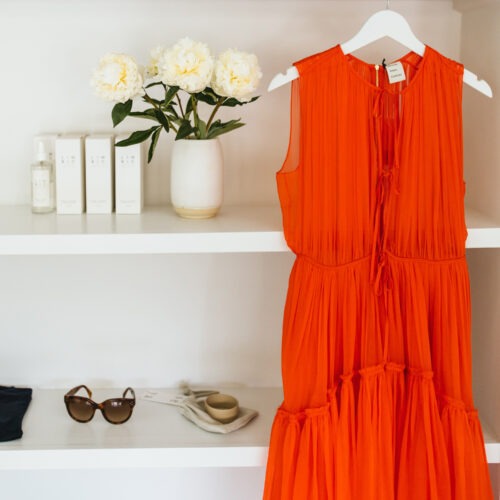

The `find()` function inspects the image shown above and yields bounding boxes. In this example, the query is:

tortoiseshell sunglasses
[64,385,136,424]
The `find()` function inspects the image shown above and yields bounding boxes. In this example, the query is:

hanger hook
[386,0,390,9]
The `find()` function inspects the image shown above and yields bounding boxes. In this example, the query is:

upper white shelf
[1,386,498,470]
[482,419,500,464]
[0,205,498,255]
[0,205,285,255]
[465,207,500,248]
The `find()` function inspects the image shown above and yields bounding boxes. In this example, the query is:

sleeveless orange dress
[264,44,493,500]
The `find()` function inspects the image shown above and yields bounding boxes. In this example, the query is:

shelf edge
[1,441,498,470]
[0,446,269,470]
[0,232,289,255]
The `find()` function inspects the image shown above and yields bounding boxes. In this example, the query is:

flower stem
[143,92,160,110]
[191,95,199,139]
[176,94,185,118]
[206,97,226,132]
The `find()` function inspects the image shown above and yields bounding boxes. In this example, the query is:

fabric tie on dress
[369,87,400,363]
[369,88,400,299]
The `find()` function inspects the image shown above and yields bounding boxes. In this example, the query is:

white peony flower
[159,37,214,93]
[146,46,165,78]
[91,53,145,103]
[211,49,262,102]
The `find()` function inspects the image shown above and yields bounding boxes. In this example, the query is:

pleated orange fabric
[264,44,493,500]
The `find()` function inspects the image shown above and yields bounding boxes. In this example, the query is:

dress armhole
[276,75,301,175]
[442,55,465,82]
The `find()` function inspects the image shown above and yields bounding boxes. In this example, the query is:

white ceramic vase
[170,138,223,219]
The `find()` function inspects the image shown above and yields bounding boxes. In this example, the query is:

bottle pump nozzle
[36,140,48,162]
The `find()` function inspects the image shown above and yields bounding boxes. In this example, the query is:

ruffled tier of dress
[264,255,491,500]
[265,364,490,500]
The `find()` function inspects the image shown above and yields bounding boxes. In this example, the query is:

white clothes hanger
[268,0,492,97]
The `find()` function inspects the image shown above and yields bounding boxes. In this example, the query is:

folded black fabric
[0,386,32,442]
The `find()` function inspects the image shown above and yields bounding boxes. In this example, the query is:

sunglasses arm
[65,385,92,399]
[123,387,136,400]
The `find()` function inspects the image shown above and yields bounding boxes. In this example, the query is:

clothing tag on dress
[386,62,406,84]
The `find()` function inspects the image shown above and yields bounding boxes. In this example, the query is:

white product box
[85,135,114,214]
[115,136,144,214]
[55,135,86,214]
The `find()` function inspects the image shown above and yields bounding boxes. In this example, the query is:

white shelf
[0,205,287,255]
[1,387,498,470]
[0,387,283,470]
[465,207,500,248]
[483,420,500,464]
[0,205,497,255]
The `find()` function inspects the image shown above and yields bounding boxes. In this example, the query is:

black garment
[0,386,32,442]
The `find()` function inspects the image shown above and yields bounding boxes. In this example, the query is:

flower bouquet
[91,37,262,162]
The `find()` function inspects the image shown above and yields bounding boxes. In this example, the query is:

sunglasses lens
[103,400,132,424]
[67,398,94,422]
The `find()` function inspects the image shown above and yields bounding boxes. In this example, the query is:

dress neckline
[336,43,432,96]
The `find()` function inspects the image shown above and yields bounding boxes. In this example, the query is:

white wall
[0,0,460,207]
[461,2,500,218]
[0,253,293,388]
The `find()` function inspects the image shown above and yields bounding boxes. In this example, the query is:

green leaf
[112,100,133,127]
[194,88,219,106]
[221,96,259,107]
[163,104,177,115]
[116,126,160,147]
[154,109,170,132]
[145,81,164,89]
[147,127,162,163]
[168,115,182,126]
[129,109,158,121]
[164,86,179,106]
[143,96,162,106]
[167,106,179,119]
[207,119,245,139]
[197,119,207,139]
[185,98,194,116]
[176,119,195,140]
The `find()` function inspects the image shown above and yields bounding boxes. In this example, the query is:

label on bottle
[32,169,51,208]
[386,62,406,84]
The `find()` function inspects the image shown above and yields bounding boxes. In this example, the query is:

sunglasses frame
[64,385,136,424]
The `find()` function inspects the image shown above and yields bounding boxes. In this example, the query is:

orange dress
[264,44,493,500]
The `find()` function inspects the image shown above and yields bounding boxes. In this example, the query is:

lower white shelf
[0,387,282,470]
[1,387,498,470]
